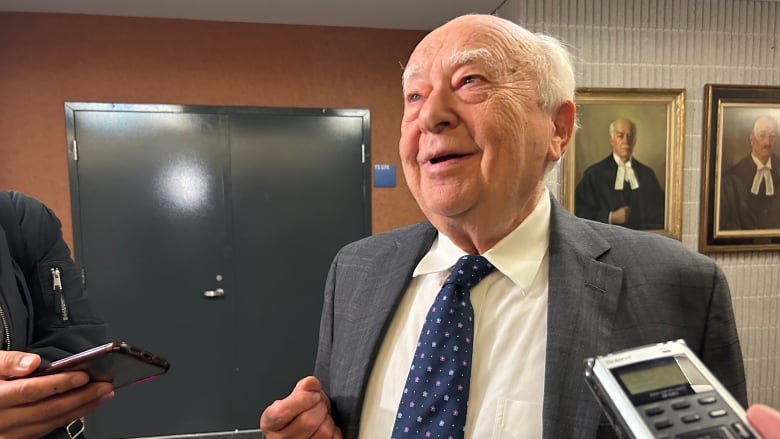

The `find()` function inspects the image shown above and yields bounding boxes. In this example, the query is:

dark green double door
[66,103,371,438]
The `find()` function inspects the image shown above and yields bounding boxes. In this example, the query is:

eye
[406,92,422,103]
[462,75,481,85]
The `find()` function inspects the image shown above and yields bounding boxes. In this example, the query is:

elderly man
[260,14,747,439]
[720,114,780,230]
[574,118,665,230]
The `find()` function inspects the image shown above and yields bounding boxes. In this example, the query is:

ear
[546,100,576,162]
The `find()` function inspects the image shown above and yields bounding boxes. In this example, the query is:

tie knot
[445,255,495,289]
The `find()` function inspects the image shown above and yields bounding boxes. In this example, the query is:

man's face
[610,120,636,162]
[749,116,777,164]
[398,16,568,233]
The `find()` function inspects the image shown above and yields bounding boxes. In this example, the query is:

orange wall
[0,13,427,246]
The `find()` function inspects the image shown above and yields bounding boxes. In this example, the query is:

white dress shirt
[359,190,551,438]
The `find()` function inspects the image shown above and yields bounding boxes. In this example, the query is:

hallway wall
[0,13,428,244]
[499,0,780,407]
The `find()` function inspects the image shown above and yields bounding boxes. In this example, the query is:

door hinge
[72,139,79,161]
[81,268,87,289]
[361,144,365,164]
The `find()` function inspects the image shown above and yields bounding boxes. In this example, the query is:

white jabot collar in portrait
[613,153,640,191]
[750,153,774,196]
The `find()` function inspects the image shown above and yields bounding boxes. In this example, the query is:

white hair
[526,33,576,114]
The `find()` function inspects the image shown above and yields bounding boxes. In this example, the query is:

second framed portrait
[562,88,685,240]
[699,84,780,252]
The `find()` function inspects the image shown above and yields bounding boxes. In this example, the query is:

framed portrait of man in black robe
[562,88,685,241]
[700,84,780,252]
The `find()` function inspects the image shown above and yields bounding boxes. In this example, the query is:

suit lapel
[338,209,625,437]
[357,222,437,355]
[338,223,437,436]
[543,199,623,438]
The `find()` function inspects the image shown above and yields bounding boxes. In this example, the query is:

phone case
[32,341,170,389]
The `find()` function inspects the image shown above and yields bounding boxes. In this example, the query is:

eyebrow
[401,63,424,91]
[448,48,494,68]
[401,48,497,91]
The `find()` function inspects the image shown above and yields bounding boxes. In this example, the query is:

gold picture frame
[562,88,685,240]
[699,84,780,252]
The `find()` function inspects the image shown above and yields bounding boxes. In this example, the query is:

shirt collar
[413,188,551,293]
[613,152,631,166]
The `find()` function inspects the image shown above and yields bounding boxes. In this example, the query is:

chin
[420,197,470,219]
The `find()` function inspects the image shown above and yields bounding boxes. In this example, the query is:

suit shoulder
[583,219,713,267]
[337,222,434,258]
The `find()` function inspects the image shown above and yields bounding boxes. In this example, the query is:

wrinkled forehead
[402,19,519,88]
[402,47,495,87]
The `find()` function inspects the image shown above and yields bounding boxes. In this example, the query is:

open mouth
[430,153,465,164]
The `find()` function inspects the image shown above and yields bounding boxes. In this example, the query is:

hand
[0,350,114,439]
[610,206,631,225]
[747,404,780,439]
[260,376,342,439]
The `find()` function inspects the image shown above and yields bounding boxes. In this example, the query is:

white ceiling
[0,0,506,30]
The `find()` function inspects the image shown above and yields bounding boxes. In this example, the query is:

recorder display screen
[612,357,694,405]
[617,360,687,395]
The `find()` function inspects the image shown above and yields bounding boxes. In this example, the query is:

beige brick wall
[500,0,780,407]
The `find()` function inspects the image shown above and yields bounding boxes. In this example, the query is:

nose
[418,87,457,133]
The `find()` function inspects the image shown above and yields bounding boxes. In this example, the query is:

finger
[320,390,332,413]
[0,383,113,439]
[261,378,322,432]
[310,414,343,439]
[747,404,780,439]
[0,371,90,407]
[0,352,41,378]
[294,376,323,393]
[273,398,330,439]
[261,392,321,433]
[298,376,332,414]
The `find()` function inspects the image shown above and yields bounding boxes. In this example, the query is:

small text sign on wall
[374,164,396,188]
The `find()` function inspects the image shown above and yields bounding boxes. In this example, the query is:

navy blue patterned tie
[393,255,495,438]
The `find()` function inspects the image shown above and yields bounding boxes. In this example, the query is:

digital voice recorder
[584,339,760,439]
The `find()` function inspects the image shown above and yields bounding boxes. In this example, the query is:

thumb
[294,376,322,394]
[0,351,41,377]
[747,404,780,438]
[295,376,333,413]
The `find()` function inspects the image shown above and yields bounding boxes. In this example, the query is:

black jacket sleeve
[7,191,107,361]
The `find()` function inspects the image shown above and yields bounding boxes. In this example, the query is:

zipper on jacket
[0,305,10,350]
[51,267,69,321]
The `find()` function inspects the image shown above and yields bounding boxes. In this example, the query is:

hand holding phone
[29,341,170,389]
[0,350,115,439]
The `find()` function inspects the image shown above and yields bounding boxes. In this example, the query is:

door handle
[202,288,225,298]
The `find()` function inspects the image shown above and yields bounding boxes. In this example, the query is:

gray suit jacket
[314,198,746,439]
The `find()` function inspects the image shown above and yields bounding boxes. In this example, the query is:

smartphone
[584,339,759,439]
[28,341,170,389]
